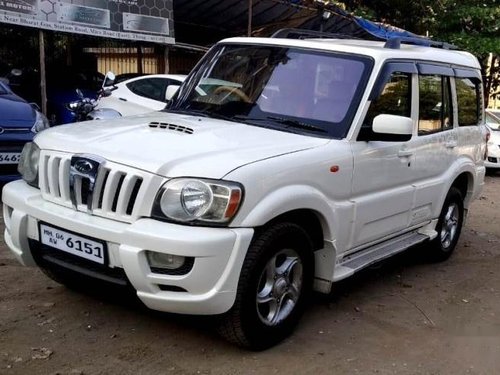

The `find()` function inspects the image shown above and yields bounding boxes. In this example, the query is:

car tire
[218,222,314,350]
[427,187,464,262]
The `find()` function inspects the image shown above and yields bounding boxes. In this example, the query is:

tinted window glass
[127,78,170,102]
[456,78,480,126]
[364,72,411,127]
[418,75,453,134]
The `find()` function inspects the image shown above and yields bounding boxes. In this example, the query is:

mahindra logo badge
[69,155,106,211]
[74,160,94,174]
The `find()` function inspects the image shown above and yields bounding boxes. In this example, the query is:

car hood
[35,112,330,178]
[0,94,36,127]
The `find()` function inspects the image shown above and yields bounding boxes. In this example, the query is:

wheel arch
[451,171,474,206]
[434,159,478,216]
[256,209,338,290]
[258,209,326,252]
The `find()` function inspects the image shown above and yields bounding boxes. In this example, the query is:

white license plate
[40,224,106,265]
[0,152,21,164]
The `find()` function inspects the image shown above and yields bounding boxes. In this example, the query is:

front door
[349,70,418,250]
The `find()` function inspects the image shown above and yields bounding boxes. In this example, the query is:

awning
[173,0,425,45]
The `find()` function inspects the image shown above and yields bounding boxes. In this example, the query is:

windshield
[169,44,373,138]
[487,111,500,130]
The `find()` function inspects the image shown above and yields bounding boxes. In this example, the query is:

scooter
[66,71,121,122]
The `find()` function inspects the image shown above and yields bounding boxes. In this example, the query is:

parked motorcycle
[66,71,121,122]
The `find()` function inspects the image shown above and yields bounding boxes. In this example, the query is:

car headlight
[31,110,50,133]
[18,142,40,186]
[152,178,243,225]
[67,101,80,110]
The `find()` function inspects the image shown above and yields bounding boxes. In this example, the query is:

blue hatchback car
[0,80,49,183]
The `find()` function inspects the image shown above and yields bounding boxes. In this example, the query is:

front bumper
[485,156,500,169]
[2,180,254,315]
[485,145,500,169]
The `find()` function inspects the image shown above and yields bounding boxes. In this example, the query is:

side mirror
[103,71,116,87]
[165,85,180,101]
[30,102,41,111]
[10,69,22,77]
[75,88,84,99]
[372,114,413,141]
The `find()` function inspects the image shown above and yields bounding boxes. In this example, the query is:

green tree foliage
[434,1,500,103]
[342,0,500,103]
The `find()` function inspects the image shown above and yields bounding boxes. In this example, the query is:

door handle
[445,140,457,149]
[398,149,413,158]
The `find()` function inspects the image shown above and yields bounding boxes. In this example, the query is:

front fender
[235,185,337,240]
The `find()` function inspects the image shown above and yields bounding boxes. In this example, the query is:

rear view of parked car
[0,80,49,182]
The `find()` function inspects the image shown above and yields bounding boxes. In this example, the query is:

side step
[333,231,429,282]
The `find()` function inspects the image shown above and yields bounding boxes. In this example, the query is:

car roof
[220,37,480,70]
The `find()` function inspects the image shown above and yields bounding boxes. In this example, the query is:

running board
[333,232,429,282]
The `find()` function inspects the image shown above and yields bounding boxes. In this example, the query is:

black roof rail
[271,28,457,50]
[384,36,457,50]
[271,28,361,40]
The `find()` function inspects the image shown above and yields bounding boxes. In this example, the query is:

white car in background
[485,109,500,169]
[97,74,187,117]
[97,75,244,117]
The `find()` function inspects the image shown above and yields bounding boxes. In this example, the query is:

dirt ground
[1,176,500,375]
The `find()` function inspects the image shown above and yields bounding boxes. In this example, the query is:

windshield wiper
[169,110,328,134]
[231,115,328,134]
[266,116,328,133]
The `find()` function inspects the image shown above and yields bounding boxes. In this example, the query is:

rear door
[411,65,457,223]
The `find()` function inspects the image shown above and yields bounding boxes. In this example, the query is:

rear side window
[127,78,170,102]
[364,72,411,127]
[418,75,453,134]
[456,78,480,126]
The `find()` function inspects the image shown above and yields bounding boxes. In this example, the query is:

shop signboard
[0,0,174,43]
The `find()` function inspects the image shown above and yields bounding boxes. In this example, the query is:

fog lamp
[146,251,186,270]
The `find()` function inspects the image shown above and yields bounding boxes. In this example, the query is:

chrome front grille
[39,151,156,223]
[90,168,143,216]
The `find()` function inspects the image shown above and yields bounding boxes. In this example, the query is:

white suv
[2,31,487,349]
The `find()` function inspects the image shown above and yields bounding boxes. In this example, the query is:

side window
[456,78,480,126]
[363,72,411,127]
[418,75,453,134]
[126,78,170,102]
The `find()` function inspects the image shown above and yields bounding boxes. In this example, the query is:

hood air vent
[148,122,194,134]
